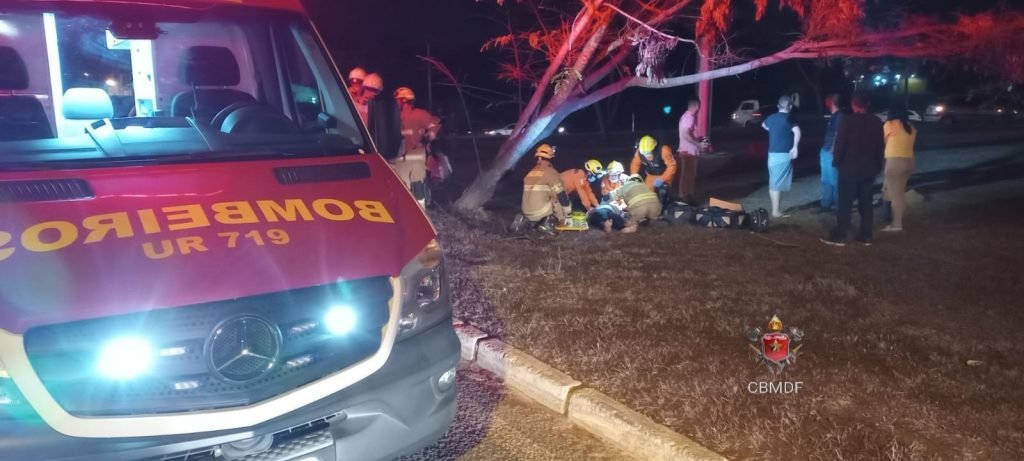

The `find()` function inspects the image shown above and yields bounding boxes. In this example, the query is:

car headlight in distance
[397,239,450,341]
[97,337,155,380]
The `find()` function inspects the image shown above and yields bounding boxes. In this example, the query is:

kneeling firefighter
[602,161,626,200]
[611,175,663,233]
[394,86,441,206]
[560,159,604,211]
[518,144,572,233]
[630,135,676,205]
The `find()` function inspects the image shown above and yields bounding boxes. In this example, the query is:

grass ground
[431,178,1024,460]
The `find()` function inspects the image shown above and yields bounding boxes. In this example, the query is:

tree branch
[511,1,598,132]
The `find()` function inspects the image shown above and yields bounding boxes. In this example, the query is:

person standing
[821,92,885,247]
[347,67,366,98]
[394,87,441,206]
[762,95,801,218]
[818,93,846,213]
[677,100,702,202]
[881,108,917,232]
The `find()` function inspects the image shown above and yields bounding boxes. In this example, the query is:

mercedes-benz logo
[206,316,281,383]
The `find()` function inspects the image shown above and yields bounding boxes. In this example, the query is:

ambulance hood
[0,155,434,333]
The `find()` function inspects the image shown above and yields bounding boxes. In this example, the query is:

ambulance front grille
[22,277,392,417]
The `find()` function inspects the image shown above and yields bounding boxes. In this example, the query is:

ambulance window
[741,102,754,110]
[56,16,134,117]
[281,28,324,132]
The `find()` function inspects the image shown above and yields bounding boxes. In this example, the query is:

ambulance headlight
[324,305,358,336]
[97,337,154,380]
[397,240,450,341]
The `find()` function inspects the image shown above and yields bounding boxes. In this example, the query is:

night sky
[303,0,1019,131]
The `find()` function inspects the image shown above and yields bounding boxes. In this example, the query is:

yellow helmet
[768,315,783,332]
[607,161,625,175]
[638,135,657,156]
[394,87,416,102]
[535,144,555,159]
[584,159,604,175]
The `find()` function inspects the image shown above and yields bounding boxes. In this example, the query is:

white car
[485,123,565,136]
[876,110,923,122]
[485,123,515,136]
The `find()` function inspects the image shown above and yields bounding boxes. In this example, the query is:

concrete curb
[568,389,728,461]
[475,339,582,415]
[453,318,728,461]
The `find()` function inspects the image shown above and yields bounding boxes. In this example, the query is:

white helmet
[363,73,384,92]
[607,161,625,175]
[348,67,367,83]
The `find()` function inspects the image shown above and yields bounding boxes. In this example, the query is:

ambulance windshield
[0,4,367,168]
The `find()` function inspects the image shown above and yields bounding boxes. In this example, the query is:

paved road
[399,364,629,461]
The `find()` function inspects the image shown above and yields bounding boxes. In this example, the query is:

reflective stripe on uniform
[399,153,427,162]
[629,192,659,206]
[523,202,553,221]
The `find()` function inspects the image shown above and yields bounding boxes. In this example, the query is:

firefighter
[630,135,677,204]
[347,67,366,98]
[602,160,626,199]
[394,87,441,207]
[611,175,663,233]
[516,144,571,234]
[355,72,385,126]
[560,160,604,211]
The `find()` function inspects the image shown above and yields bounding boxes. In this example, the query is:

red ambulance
[0,1,459,460]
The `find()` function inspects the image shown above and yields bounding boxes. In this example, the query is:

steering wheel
[213,102,300,135]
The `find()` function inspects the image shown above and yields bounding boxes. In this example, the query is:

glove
[654,178,664,188]
[563,206,573,217]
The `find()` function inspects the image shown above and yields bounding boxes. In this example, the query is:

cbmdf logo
[747,315,804,378]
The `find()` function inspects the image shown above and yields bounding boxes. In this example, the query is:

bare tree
[452,0,1024,213]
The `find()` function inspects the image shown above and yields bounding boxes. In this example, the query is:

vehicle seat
[0,46,54,141]
[62,88,114,134]
[170,46,255,122]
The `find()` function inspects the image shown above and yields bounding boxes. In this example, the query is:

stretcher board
[555,224,589,232]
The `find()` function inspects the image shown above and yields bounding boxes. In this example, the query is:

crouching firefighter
[513,144,572,234]
[630,135,677,206]
[611,175,663,233]
[560,159,605,211]
[394,86,441,207]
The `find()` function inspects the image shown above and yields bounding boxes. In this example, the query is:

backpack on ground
[664,201,698,225]
[695,206,741,228]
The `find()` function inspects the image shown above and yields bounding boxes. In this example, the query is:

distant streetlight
[105,78,118,88]
[662,105,672,115]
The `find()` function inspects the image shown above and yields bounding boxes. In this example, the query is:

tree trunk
[696,38,713,139]
[453,116,561,212]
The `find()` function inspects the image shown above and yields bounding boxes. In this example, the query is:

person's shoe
[857,238,873,247]
[820,236,846,247]
[509,213,528,233]
[881,225,903,233]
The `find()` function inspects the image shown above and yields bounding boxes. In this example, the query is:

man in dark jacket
[822,91,884,246]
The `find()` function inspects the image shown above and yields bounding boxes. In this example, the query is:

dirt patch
[430,183,1024,460]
